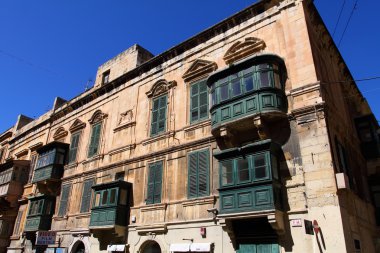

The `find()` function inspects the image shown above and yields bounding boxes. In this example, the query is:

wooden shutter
[13,210,23,235]
[190,80,208,123]
[146,162,163,204]
[80,178,95,213]
[188,149,209,198]
[151,95,167,136]
[88,123,101,157]
[69,132,80,163]
[58,184,71,216]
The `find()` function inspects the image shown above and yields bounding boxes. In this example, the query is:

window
[150,94,167,136]
[190,80,209,123]
[68,132,81,163]
[80,178,95,213]
[0,148,4,163]
[188,149,209,198]
[58,184,71,217]
[28,154,37,183]
[93,187,119,207]
[336,138,354,188]
[219,152,273,187]
[88,122,102,158]
[210,62,282,106]
[102,70,110,85]
[36,149,56,169]
[13,209,24,236]
[146,161,163,204]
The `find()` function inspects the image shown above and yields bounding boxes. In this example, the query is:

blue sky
[1,0,378,133]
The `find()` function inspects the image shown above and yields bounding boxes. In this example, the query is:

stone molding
[223,37,266,65]
[182,59,217,83]
[141,131,175,146]
[53,127,68,140]
[88,110,108,124]
[146,79,177,98]
[69,119,86,133]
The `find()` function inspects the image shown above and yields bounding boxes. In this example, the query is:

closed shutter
[80,178,95,213]
[13,210,23,235]
[188,149,209,198]
[146,161,163,204]
[58,184,71,216]
[151,95,167,136]
[190,80,208,123]
[69,132,81,163]
[88,123,101,157]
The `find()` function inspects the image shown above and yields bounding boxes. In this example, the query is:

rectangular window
[190,80,209,123]
[58,184,71,216]
[88,122,102,158]
[150,95,167,136]
[188,149,209,198]
[237,158,250,183]
[13,210,24,236]
[102,70,110,85]
[36,149,56,169]
[146,161,163,204]
[28,154,37,183]
[80,178,95,213]
[253,153,269,180]
[221,160,234,186]
[68,132,81,163]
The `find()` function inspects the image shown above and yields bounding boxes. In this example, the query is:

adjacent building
[1,0,379,252]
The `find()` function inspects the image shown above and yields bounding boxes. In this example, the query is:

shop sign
[36,231,57,245]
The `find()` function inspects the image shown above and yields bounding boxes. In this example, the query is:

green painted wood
[151,94,167,136]
[210,90,287,130]
[146,161,163,204]
[89,206,117,227]
[190,80,208,123]
[80,178,95,213]
[68,131,81,163]
[237,243,279,253]
[88,122,102,157]
[58,184,71,217]
[188,149,209,198]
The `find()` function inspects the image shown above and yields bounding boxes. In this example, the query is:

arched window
[141,241,161,253]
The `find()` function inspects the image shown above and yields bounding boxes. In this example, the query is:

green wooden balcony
[31,142,69,184]
[24,195,55,232]
[24,215,53,232]
[214,140,283,214]
[0,160,29,199]
[89,180,132,230]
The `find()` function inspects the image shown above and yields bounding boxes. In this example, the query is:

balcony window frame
[93,187,119,208]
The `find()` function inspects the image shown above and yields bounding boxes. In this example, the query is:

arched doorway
[141,241,161,253]
[71,241,85,253]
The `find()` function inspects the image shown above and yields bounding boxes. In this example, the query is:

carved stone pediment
[69,119,86,133]
[146,79,177,98]
[88,110,108,124]
[224,37,266,64]
[53,127,68,140]
[182,59,217,82]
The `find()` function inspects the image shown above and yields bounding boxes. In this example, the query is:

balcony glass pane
[221,160,234,186]
[259,71,271,88]
[220,84,229,101]
[102,191,108,206]
[231,78,242,97]
[244,75,254,92]
[95,192,101,207]
[211,90,217,106]
[254,154,267,179]
[237,158,250,183]
[274,72,281,89]
[109,188,117,205]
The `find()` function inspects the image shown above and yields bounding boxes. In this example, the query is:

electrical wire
[337,0,359,47]
[332,0,346,37]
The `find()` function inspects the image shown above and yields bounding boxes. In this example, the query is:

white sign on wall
[36,231,57,245]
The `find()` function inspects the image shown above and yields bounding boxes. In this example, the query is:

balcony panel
[0,181,23,197]
[32,165,63,183]
[210,90,287,131]
[24,215,52,232]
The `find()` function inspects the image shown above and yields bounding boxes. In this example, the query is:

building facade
[1,0,380,252]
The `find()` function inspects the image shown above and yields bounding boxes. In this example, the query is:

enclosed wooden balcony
[89,180,132,237]
[31,142,69,184]
[24,195,55,232]
[355,114,380,159]
[214,140,283,215]
[0,160,30,207]
[207,54,289,148]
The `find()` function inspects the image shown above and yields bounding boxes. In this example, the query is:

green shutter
[80,178,95,213]
[151,95,167,136]
[146,161,163,204]
[69,132,80,163]
[88,123,101,157]
[58,184,71,216]
[190,80,208,123]
[188,149,209,198]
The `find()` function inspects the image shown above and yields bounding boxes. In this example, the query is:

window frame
[150,94,168,136]
[189,79,209,124]
[68,131,81,164]
[80,178,95,213]
[146,161,163,205]
[88,122,102,158]
[93,187,119,208]
[58,184,71,217]
[187,148,210,199]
